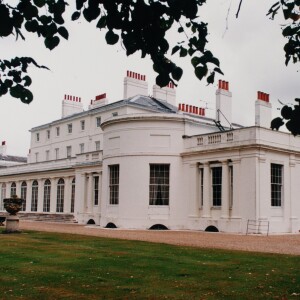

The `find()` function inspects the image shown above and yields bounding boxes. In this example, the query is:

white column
[202,162,211,218]
[50,178,57,213]
[37,179,44,212]
[98,172,102,213]
[26,180,32,212]
[64,177,71,213]
[221,161,229,218]
[231,159,241,217]
[16,181,21,198]
[189,163,199,217]
[86,173,93,213]
[74,173,85,215]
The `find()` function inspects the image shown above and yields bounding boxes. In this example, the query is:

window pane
[149,164,170,206]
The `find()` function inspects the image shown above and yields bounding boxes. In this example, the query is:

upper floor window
[80,120,85,131]
[95,141,100,151]
[66,146,72,158]
[112,112,118,117]
[45,150,50,161]
[149,164,170,206]
[36,133,40,142]
[35,152,39,163]
[96,117,101,128]
[67,123,72,134]
[55,148,59,160]
[56,127,60,136]
[47,130,50,140]
[212,167,222,207]
[271,163,283,207]
[79,143,84,154]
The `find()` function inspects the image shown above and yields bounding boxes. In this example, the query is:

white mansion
[0,71,299,234]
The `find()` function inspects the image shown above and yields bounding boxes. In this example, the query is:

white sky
[1,0,299,156]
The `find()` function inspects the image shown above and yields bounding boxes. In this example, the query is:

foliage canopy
[0,0,299,135]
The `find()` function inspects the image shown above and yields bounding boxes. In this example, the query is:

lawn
[0,229,299,299]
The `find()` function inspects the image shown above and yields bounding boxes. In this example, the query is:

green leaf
[97,16,107,29]
[71,11,81,21]
[195,66,208,81]
[214,67,224,75]
[171,45,180,55]
[44,36,60,50]
[58,26,69,40]
[105,30,119,45]
[33,0,46,8]
[180,47,187,57]
[156,74,170,87]
[171,67,183,81]
[23,75,32,87]
[206,72,215,85]
[191,56,201,67]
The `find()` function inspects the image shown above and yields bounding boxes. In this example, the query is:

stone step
[17,212,77,223]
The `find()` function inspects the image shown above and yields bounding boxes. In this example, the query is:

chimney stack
[0,141,7,155]
[89,93,108,109]
[152,82,176,106]
[62,94,83,118]
[177,103,205,116]
[124,70,148,98]
[216,80,232,127]
[255,91,272,128]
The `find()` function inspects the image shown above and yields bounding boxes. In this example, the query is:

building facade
[0,72,299,234]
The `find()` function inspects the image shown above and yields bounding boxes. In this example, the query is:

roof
[0,154,27,163]
[30,95,178,131]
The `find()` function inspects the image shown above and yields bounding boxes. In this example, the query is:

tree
[0,0,299,116]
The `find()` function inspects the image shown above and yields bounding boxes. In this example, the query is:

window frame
[66,146,72,158]
[109,165,119,205]
[80,120,85,131]
[56,178,65,213]
[93,175,99,206]
[20,181,27,211]
[271,163,283,207]
[96,117,101,128]
[149,164,170,206]
[43,179,51,212]
[56,127,60,137]
[31,180,38,212]
[67,123,72,134]
[211,166,222,207]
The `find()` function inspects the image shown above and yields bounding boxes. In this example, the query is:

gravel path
[19,220,300,256]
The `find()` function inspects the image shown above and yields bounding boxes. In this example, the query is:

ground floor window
[43,179,51,212]
[0,183,6,210]
[71,178,75,213]
[149,164,170,206]
[109,165,119,205]
[10,182,16,197]
[56,178,65,212]
[271,163,283,207]
[229,166,233,208]
[94,176,99,205]
[31,180,38,212]
[21,181,27,211]
[212,167,222,206]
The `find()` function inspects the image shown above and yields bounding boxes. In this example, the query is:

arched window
[71,178,75,213]
[10,182,16,197]
[31,180,38,212]
[21,181,27,211]
[43,179,51,212]
[56,178,64,213]
[0,183,6,211]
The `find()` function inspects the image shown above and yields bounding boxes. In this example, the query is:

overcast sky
[1,0,299,156]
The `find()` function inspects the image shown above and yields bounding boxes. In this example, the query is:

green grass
[0,229,299,299]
